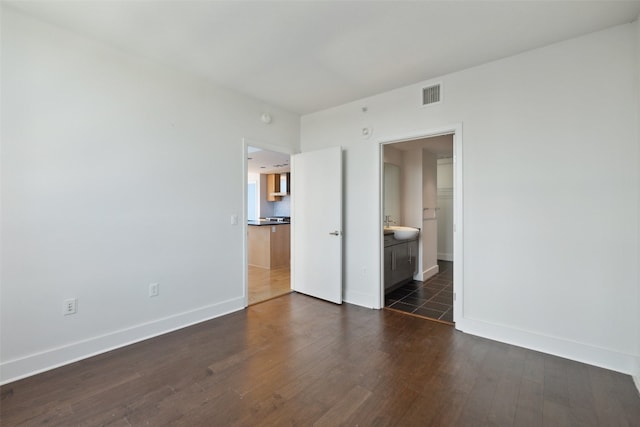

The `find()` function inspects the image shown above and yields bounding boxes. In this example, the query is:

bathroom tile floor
[385,260,454,324]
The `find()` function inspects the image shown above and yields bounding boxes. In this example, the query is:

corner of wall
[637,13,640,390]
[634,360,640,396]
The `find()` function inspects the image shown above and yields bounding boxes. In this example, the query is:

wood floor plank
[513,377,544,427]
[542,399,572,427]
[564,361,599,426]
[345,383,419,427]
[453,343,511,425]
[312,384,372,426]
[2,293,639,426]
[248,265,291,305]
[589,365,640,426]
[485,346,527,426]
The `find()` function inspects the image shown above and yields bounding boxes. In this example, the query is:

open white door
[291,146,342,304]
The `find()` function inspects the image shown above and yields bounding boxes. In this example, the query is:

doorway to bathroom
[380,130,460,325]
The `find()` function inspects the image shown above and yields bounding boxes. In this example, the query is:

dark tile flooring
[385,260,453,323]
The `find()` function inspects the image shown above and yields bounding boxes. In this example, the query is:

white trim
[343,289,377,309]
[457,317,639,376]
[422,264,439,281]
[0,297,245,385]
[438,253,454,262]
[377,123,463,321]
[243,138,297,158]
[452,126,463,324]
[242,139,249,308]
[634,354,640,395]
[377,144,384,309]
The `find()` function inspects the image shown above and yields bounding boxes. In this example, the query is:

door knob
[329,231,341,236]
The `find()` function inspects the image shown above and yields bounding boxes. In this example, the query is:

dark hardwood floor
[2,293,639,426]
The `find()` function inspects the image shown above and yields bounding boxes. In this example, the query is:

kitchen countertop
[248,220,291,226]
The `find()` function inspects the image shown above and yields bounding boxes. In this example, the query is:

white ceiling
[247,147,290,174]
[6,1,640,115]
[389,134,454,159]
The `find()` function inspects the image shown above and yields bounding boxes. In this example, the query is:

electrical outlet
[149,283,159,297]
[63,298,77,315]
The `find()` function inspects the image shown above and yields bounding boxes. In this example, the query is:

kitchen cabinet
[267,174,282,201]
[248,224,290,268]
[384,234,418,292]
[266,173,290,201]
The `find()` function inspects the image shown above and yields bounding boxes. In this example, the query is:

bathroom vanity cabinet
[384,234,419,292]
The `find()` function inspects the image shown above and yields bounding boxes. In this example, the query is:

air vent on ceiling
[422,84,441,106]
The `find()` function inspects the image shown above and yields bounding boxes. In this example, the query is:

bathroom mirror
[383,163,400,226]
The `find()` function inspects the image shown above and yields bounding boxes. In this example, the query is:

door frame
[377,123,464,325]
[242,138,297,308]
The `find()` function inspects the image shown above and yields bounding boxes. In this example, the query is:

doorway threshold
[384,306,454,326]
[384,260,454,325]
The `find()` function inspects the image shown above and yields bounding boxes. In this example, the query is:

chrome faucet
[384,215,395,227]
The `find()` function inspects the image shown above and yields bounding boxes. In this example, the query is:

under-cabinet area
[384,231,419,292]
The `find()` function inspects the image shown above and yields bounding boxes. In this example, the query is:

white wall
[401,149,422,229]
[248,172,261,220]
[383,146,403,167]
[437,159,454,261]
[401,149,425,278]
[383,146,403,225]
[0,8,300,383]
[635,15,640,386]
[258,174,272,218]
[383,163,401,225]
[301,23,639,374]
[421,149,438,279]
[437,158,454,189]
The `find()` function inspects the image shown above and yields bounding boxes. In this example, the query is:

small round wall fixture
[261,112,272,124]
[362,126,373,139]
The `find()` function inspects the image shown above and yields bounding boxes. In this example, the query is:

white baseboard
[437,252,453,262]
[456,317,638,377]
[420,264,439,281]
[343,289,377,309]
[634,356,640,396]
[0,297,245,385]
